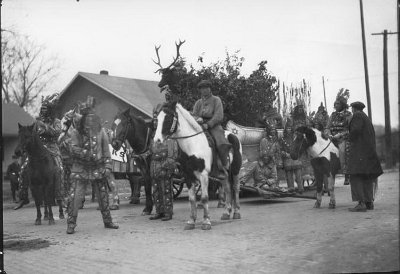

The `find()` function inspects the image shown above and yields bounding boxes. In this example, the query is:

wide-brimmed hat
[350,101,365,110]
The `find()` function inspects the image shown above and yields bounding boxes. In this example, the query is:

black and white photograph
[1,0,399,273]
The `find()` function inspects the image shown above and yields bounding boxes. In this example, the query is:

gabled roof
[61,72,165,117]
[2,103,35,136]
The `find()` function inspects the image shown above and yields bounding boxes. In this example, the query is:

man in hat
[6,154,21,203]
[192,80,231,179]
[347,101,383,211]
[66,101,119,234]
[324,89,352,185]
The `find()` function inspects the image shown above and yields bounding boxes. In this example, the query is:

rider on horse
[192,80,231,179]
[15,93,64,210]
[323,89,352,185]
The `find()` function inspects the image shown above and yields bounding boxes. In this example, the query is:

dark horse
[111,108,154,215]
[17,123,62,225]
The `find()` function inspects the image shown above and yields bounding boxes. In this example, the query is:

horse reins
[318,140,332,156]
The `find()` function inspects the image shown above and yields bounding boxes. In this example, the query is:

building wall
[57,76,151,129]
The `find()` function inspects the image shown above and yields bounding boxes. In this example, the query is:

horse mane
[175,104,203,132]
[296,126,317,146]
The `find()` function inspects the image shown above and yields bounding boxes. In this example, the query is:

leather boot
[218,144,231,166]
[104,222,119,229]
[161,213,172,221]
[149,213,165,220]
[348,202,367,212]
[365,201,374,210]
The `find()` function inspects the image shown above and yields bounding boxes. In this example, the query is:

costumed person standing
[323,89,352,185]
[149,138,179,221]
[347,102,383,212]
[14,94,65,210]
[66,102,118,234]
[6,154,21,203]
[279,117,304,193]
[149,105,179,221]
[192,80,231,179]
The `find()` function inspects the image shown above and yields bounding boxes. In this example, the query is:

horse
[153,101,242,230]
[111,108,154,215]
[17,123,61,225]
[290,126,341,208]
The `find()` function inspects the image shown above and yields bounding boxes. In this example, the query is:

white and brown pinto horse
[290,126,341,208]
[153,101,242,230]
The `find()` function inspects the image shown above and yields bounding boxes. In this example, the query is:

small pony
[17,123,60,225]
[153,101,242,230]
[290,126,340,208]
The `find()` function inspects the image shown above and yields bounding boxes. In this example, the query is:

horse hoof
[201,223,211,230]
[233,213,241,219]
[197,204,204,209]
[217,202,225,208]
[184,223,195,230]
[221,213,230,220]
[49,219,55,225]
[43,216,49,221]
[35,219,41,225]
[329,203,336,209]
[59,214,65,219]
[313,201,321,208]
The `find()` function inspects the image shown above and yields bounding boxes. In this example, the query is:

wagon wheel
[172,177,184,199]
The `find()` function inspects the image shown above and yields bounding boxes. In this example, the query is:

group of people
[240,87,382,212]
[7,79,383,236]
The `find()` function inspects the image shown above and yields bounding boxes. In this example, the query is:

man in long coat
[347,101,383,212]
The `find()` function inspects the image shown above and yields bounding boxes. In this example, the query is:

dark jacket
[347,111,383,178]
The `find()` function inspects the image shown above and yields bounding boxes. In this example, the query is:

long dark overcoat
[347,111,383,179]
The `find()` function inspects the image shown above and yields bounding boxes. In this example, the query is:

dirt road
[3,171,399,273]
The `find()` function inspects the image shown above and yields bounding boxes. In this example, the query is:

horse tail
[227,133,242,176]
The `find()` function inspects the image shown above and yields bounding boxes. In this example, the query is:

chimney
[100,70,109,75]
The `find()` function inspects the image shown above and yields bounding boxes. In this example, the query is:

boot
[365,201,374,210]
[218,144,231,166]
[104,222,119,229]
[14,199,29,210]
[149,213,165,220]
[348,202,367,212]
[161,213,172,221]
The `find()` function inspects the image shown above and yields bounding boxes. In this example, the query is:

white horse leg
[328,176,336,209]
[232,175,241,219]
[199,173,211,230]
[184,184,197,230]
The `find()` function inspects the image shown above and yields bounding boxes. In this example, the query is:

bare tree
[1,28,59,114]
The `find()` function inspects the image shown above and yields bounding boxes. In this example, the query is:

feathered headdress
[41,93,59,108]
[335,88,350,107]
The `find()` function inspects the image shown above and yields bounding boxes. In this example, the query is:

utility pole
[322,76,327,113]
[372,30,397,169]
[359,0,372,120]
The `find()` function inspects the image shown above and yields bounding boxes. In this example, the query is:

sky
[2,0,398,126]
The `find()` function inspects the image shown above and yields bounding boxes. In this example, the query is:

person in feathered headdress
[14,93,65,210]
[312,102,329,131]
[323,88,352,185]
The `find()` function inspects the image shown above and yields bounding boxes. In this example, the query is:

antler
[166,39,185,69]
[152,45,163,73]
[152,40,186,73]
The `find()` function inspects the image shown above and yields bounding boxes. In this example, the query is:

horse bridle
[163,109,205,140]
[294,132,332,158]
[115,114,150,155]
